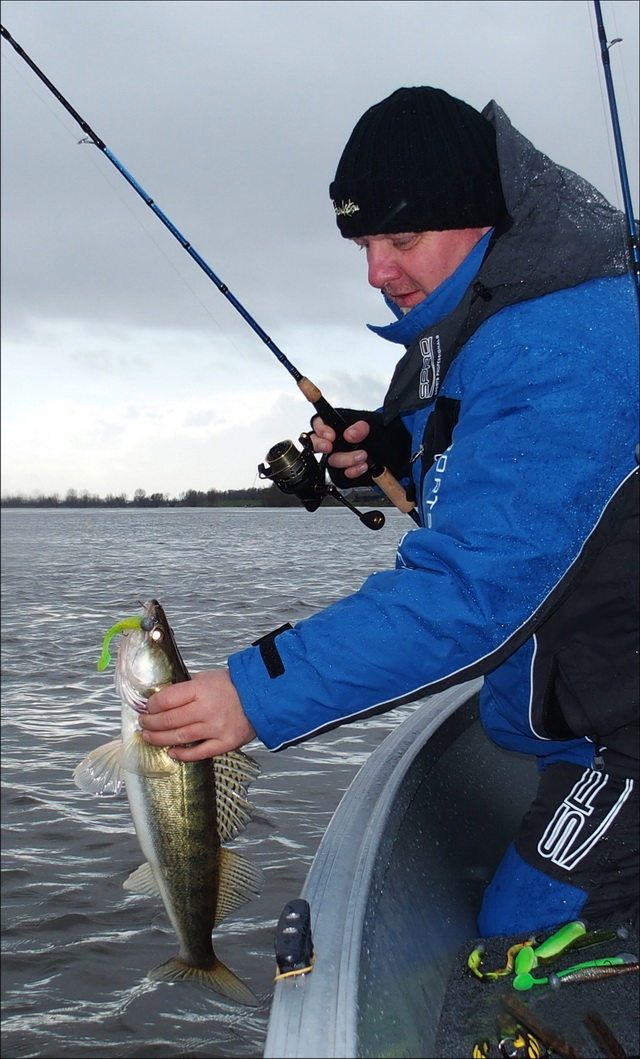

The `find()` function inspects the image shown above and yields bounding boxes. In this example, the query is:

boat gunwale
[264,679,483,1059]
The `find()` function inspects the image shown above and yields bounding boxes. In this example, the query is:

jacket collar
[367,229,494,346]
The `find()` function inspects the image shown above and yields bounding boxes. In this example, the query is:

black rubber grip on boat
[275,898,314,974]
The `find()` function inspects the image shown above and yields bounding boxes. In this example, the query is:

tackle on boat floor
[435,925,639,1059]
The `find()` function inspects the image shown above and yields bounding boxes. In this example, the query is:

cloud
[1,314,392,497]
[2,0,638,497]
[1,391,287,497]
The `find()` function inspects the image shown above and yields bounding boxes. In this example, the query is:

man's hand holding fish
[142,668,255,761]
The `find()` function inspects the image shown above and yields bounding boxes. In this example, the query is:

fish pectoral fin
[123,862,162,897]
[213,750,260,842]
[214,848,264,926]
[149,955,258,1006]
[73,739,125,796]
[120,732,179,777]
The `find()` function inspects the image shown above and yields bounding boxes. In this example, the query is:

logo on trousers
[537,769,634,872]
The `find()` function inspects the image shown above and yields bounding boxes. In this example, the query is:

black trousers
[479,761,638,935]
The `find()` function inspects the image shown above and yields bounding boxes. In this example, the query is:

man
[141,88,639,933]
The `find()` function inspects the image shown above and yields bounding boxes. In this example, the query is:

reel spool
[258,434,385,530]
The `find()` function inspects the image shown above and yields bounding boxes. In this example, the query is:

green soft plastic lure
[514,921,586,975]
[97,616,144,671]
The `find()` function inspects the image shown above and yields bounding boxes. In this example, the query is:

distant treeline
[1,486,389,509]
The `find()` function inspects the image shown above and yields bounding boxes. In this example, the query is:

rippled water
[1,506,419,1058]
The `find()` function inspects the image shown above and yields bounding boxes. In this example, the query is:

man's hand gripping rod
[1,24,419,526]
[297,378,419,522]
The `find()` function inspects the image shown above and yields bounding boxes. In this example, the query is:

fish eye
[150,628,163,642]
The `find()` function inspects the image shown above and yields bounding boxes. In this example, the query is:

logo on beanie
[419,335,441,400]
[334,199,360,217]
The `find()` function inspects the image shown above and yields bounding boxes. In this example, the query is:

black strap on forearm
[251,623,293,678]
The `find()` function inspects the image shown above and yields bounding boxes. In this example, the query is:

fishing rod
[1,24,418,531]
[593,0,640,303]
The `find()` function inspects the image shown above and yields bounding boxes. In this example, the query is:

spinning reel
[258,434,385,530]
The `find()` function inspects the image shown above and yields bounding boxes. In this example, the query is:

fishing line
[72,144,281,381]
[1,46,82,145]
[602,1,640,158]
[588,20,624,202]
[0,23,418,526]
[2,47,275,386]
[592,0,640,300]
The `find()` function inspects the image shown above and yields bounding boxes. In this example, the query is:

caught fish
[73,599,263,1005]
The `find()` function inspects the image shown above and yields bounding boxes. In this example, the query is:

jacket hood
[481,100,628,299]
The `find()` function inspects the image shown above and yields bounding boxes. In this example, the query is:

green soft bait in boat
[515,920,586,975]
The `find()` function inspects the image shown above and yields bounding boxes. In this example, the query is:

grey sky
[2,0,638,498]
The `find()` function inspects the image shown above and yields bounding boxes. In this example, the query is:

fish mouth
[113,600,191,715]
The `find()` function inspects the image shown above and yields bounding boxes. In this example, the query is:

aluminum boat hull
[264,680,538,1058]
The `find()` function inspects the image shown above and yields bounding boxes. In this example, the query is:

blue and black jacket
[229,103,639,778]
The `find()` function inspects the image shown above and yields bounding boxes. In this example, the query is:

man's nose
[366,244,402,289]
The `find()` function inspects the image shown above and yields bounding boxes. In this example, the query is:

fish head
[115,599,190,713]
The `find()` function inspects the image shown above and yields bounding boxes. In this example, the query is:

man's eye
[393,236,417,250]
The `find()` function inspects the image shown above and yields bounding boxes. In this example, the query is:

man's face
[352,228,491,312]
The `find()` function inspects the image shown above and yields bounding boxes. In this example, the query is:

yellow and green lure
[96,616,144,671]
[467,939,536,981]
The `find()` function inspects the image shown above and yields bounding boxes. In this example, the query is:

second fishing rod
[1,24,418,531]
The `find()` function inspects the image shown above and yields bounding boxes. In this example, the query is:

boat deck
[264,682,638,1058]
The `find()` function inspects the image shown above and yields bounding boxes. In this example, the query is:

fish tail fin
[149,954,258,1006]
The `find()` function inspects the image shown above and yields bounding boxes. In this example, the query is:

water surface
[1,507,419,1058]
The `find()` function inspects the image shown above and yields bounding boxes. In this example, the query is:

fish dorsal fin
[119,731,180,777]
[73,739,125,796]
[213,750,260,842]
[214,848,264,926]
[123,861,162,897]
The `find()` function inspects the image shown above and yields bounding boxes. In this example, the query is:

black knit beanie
[329,87,506,237]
